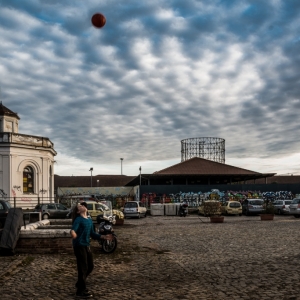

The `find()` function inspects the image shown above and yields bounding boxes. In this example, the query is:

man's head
[76,201,88,213]
[80,201,87,208]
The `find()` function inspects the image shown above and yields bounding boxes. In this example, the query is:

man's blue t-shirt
[71,216,101,247]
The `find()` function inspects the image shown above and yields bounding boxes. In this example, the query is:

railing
[0,132,54,149]
[2,197,57,210]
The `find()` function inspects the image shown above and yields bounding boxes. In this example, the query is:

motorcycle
[96,203,118,254]
[178,202,188,217]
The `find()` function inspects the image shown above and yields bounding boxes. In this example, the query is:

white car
[273,199,292,215]
[123,201,147,218]
[289,198,300,218]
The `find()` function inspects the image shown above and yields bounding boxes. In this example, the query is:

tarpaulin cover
[0,208,23,255]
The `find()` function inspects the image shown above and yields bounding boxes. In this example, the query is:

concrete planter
[260,214,274,221]
[115,218,124,226]
[210,216,224,223]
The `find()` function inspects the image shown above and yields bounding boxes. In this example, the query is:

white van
[123,201,147,218]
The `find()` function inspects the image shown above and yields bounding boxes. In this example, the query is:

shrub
[262,199,275,214]
[203,201,222,217]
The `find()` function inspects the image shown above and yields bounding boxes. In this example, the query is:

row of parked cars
[33,201,147,221]
[34,201,124,222]
[198,198,300,217]
[0,199,146,229]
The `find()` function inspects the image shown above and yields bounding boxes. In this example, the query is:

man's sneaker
[75,284,89,293]
[75,290,93,298]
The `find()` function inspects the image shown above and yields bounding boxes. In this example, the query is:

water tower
[181,137,225,163]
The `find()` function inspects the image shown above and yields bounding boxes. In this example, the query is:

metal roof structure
[125,157,276,186]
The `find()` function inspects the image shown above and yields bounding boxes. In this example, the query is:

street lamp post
[139,166,142,186]
[120,158,123,175]
[97,179,99,187]
[89,167,93,187]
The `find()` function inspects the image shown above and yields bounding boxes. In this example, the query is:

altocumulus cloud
[0,0,300,176]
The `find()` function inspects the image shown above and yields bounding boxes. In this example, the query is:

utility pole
[139,166,142,186]
[120,158,123,175]
[89,167,93,187]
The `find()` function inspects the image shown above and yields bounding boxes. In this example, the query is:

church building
[0,103,57,208]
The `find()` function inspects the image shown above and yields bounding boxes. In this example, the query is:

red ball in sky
[91,13,106,28]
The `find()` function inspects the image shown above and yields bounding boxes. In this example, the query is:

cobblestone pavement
[1,214,300,300]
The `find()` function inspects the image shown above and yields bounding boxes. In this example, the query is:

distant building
[0,103,57,208]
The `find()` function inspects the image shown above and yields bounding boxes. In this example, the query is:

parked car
[123,201,147,218]
[65,200,105,222]
[0,200,11,228]
[289,198,300,218]
[273,199,292,215]
[221,201,242,216]
[68,200,124,223]
[34,203,69,220]
[242,199,264,215]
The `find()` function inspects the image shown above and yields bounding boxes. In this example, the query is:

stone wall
[16,236,73,254]
[16,219,73,254]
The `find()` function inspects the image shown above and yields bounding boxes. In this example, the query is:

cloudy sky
[1,0,300,177]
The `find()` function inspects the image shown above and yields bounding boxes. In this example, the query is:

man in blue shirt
[70,202,111,298]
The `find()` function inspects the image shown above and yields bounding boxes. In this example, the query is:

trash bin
[150,204,164,216]
[164,204,177,216]
[175,203,180,216]
[29,212,41,223]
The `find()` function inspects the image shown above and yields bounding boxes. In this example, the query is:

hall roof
[154,157,263,175]
[0,103,20,120]
[124,157,276,186]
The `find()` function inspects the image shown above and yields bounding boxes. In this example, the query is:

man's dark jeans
[74,246,94,293]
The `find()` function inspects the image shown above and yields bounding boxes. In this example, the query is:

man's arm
[70,230,77,239]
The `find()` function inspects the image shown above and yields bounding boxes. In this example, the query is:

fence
[2,197,56,210]
[1,195,135,210]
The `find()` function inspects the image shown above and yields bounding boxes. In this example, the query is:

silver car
[242,199,264,216]
[289,198,300,218]
[273,200,292,215]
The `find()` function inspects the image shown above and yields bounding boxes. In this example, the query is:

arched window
[23,166,34,193]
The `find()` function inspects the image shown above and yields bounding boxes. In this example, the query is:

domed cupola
[0,102,20,133]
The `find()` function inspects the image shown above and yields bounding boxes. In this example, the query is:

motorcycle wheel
[102,236,117,254]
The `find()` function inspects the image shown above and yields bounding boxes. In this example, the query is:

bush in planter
[113,209,124,220]
[203,200,222,217]
[262,199,275,214]
[113,209,125,225]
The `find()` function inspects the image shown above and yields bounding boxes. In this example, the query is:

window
[125,202,137,208]
[23,166,34,193]
[87,204,94,210]
[250,200,264,205]
[56,204,67,210]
